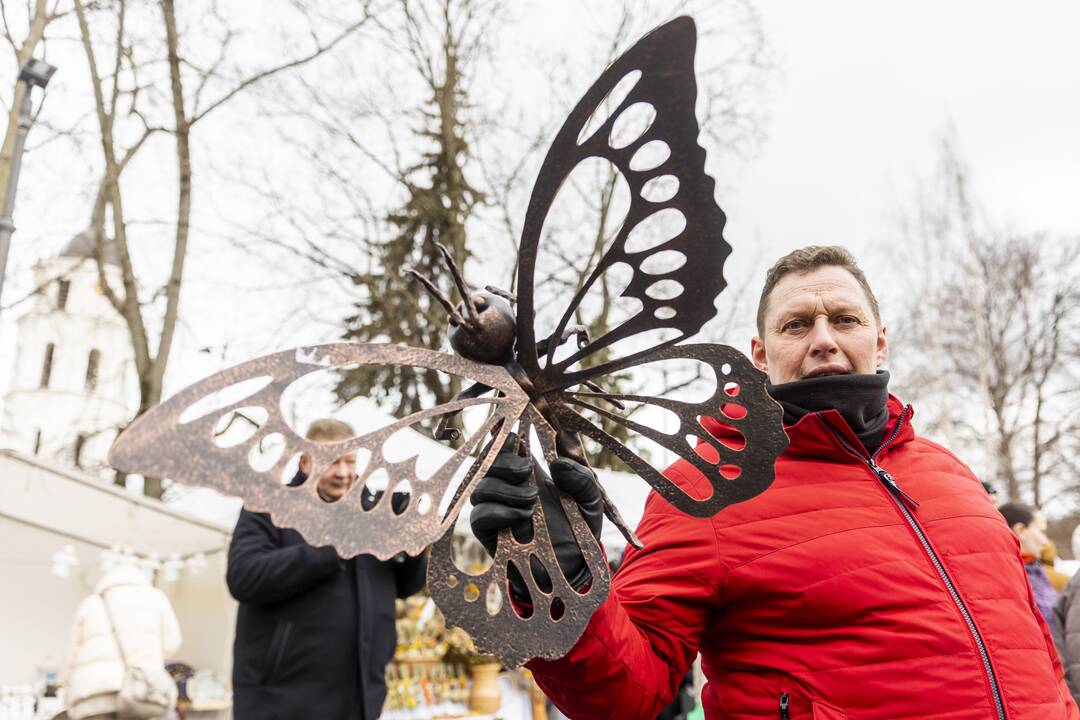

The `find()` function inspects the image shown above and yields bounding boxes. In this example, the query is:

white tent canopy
[0,450,235,686]
[1,451,232,557]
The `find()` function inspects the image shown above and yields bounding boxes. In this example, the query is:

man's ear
[875,325,889,368]
[1011,522,1028,537]
[750,337,768,373]
[299,453,312,474]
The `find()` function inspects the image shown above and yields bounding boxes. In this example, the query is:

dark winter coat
[227,507,427,720]
[1053,572,1080,705]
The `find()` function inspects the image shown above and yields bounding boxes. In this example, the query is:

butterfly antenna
[485,285,517,304]
[599,483,644,550]
[578,381,626,410]
[402,265,468,326]
[434,242,480,328]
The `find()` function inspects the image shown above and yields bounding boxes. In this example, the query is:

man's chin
[318,488,348,503]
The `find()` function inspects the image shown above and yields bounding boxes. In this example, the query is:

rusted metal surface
[108,343,529,560]
[427,408,610,669]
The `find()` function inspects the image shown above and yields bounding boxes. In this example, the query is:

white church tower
[1,230,137,474]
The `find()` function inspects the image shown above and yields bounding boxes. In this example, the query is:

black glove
[469,435,604,591]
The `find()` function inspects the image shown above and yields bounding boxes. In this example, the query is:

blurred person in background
[227,418,427,720]
[1043,540,1070,592]
[1053,526,1080,705]
[1000,502,1058,624]
[64,561,182,720]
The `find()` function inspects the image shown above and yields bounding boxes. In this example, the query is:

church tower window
[74,433,88,468]
[85,349,100,391]
[40,343,55,388]
[57,279,70,310]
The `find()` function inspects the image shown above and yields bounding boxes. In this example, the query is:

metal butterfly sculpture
[108,16,787,668]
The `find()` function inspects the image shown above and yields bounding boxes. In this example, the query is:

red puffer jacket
[529,397,1079,719]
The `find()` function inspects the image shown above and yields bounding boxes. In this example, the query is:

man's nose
[807,317,839,356]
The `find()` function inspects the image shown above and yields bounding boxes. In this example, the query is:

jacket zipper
[822,407,1006,720]
[779,692,790,719]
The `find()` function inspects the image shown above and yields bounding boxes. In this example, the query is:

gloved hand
[469,435,604,591]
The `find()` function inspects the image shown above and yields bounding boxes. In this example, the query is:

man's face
[1015,512,1049,557]
[314,451,358,503]
[751,265,887,385]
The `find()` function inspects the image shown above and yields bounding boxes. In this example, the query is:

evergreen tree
[336,11,483,424]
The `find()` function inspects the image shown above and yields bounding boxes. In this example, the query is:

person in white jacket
[64,561,182,719]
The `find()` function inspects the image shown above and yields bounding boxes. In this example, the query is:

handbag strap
[98,589,130,666]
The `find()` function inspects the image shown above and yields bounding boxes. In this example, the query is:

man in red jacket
[469,246,1079,719]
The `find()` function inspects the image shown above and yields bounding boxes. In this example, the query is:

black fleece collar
[768,370,891,454]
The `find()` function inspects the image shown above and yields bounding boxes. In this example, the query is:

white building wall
[1,257,137,474]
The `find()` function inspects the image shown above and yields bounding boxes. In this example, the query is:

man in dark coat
[227,418,427,720]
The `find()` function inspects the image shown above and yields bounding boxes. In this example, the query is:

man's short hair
[756,245,881,336]
[998,501,1036,529]
[305,417,355,442]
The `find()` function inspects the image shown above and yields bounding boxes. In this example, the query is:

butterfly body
[447,290,516,364]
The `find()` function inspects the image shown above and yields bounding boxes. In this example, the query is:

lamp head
[19,58,57,88]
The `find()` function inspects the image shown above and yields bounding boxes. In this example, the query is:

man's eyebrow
[772,297,867,320]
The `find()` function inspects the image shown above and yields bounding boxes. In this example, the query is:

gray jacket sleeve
[1053,572,1080,703]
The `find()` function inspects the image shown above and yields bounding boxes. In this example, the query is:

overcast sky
[1,0,1077,397]
[725,0,1080,307]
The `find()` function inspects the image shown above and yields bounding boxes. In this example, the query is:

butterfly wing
[516,16,729,392]
[108,343,529,560]
[425,19,783,666]
[427,406,610,668]
[550,343,788,517]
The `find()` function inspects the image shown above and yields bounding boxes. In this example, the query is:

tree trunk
[0,0,50,201]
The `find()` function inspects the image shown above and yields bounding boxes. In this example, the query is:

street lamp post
[0,57,57,322]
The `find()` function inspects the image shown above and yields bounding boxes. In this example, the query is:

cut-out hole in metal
[639,250,687,274]
[610,102,656,149]
[391,481,413,515]
[416,494,432,515]
[624,208,687,253]
[577,69,642,145]
[641,174,680,203]
[645,279,684,301]
[485,582,503,616]
[280,452,303,486]
[248,433,284,473]
[629,140,671,172]
[212,406,267,448]
[721,403,747,420]
[179,376,273,425]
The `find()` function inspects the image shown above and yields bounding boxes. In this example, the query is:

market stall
[383,543,545,720]
[0,450,236,718]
